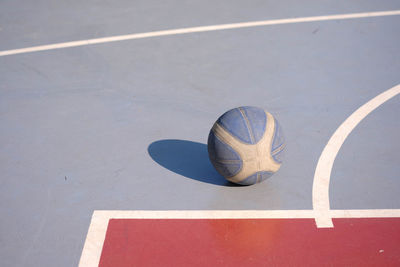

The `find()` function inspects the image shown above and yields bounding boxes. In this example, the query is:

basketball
[207,106,285,185]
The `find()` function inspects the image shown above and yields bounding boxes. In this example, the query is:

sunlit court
[1,1,399,266]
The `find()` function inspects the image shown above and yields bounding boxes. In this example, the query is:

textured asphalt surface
[1,1,399,266]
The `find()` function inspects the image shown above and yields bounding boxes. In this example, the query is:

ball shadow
[148,139,241,186]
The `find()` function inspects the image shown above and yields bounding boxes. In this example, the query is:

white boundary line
[40,9,399,266]
[77,85,400,266]
[1,10,400,57]
[79,84,400,265]
[79,209,400,267]
[312,84,400,228]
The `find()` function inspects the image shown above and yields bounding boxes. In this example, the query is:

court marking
[312,84,400,228]
[79,209,400,267]
[79,85,400,266]
[7,7,394,266]
[1,10,400,57]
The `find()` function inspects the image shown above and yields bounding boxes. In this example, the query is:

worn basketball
[207,106,285,185]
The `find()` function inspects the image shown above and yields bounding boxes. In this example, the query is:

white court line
[77,86,400,264]
[1,10,400,57]
[312,84,400,228]
[79,209,400,267]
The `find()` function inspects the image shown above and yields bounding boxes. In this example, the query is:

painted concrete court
[0,1,399,266]
[98,217,400,266]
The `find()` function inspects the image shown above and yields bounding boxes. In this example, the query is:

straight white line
[79,209,400,267]
[84,209,400,220]
[330,209,400,218]
[79,212,109,267]
[91,209,316,219]
[2,10,400,57]
[312,85,400,228]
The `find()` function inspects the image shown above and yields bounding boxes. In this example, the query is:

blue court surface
[1,1,399,266]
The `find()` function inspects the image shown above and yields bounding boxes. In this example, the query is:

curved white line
[313,84,400,228]
[1,10,400,57]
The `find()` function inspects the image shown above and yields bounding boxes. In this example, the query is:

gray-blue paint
[0,1,399,266]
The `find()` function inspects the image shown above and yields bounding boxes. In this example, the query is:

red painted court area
[99,218,400,266]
